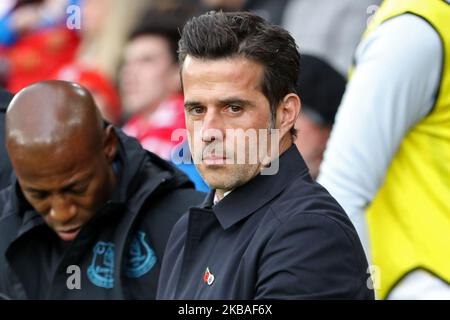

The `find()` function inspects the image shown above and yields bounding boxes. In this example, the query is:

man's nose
[201,111,224,143]
[49,196,77,223]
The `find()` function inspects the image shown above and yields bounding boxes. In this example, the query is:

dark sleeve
[255,212,374,300]
[0,89,13,190]
[0,187,11,216]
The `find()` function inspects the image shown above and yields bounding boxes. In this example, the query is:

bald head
[5,81,119,240]
[6,80,104,150]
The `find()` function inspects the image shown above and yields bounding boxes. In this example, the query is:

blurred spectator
[282,0,382,75]
[1,0,152,122]
[294,55,346,179]
[120,11,185,159]
[3,27,79,93]
[0,0,24,46]
[0,0,77,47]
[50,0,153,125]
[0,0,80,92]
[77,0,152,82]
[318,0,450,299]
[201,0,289,24]
[120,8,208,192]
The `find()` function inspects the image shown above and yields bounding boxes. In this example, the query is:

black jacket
[157,145,374,300]
[0,88,13,190]
[0,129,205,299]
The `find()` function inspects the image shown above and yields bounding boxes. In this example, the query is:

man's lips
[202,155,228,165]
[56,226,81,242]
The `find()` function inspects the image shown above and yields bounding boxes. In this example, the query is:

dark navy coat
[157,145,374,300]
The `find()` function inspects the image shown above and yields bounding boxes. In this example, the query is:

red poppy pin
[203,267,215,286]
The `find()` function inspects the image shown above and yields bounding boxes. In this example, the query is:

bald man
[0,80,204,300]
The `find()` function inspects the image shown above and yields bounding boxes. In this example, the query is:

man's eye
[70,189,85,195]
[70,185,88,195]
[227,105,243,113]
[30,192,48,200]
[189,106,205,115]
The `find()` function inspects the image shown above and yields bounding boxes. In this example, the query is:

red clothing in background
[4,26,79,93]
[123,94,186,160]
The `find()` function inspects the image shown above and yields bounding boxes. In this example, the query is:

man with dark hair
[0,87,13,189]
[157,11,373,300]
[0,80,204,299]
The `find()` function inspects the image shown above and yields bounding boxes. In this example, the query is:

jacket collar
[0,89,13,112]
[200,144,310,230]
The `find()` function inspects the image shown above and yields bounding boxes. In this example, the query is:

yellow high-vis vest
[362,0,450,299]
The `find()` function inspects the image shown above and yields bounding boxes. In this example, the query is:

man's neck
[278,136,294,157]
[214,189,233,204]
[215,189,229,201]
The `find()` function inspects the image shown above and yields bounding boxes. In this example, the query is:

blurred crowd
[1,0,449,300]
[0,0,377,187]
[0,0,370,191]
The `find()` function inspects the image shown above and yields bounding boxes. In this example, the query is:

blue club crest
[125,231,157,278]
[87,241,115,289]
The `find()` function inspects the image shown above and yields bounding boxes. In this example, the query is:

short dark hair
[178,11,300,137]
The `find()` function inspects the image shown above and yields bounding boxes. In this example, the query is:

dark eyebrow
[25,187,49,194]
[184,101,203,109]
[217,98,252,107]
[25,176,90,194]
[60,176,91,193]
[184,98,252,109]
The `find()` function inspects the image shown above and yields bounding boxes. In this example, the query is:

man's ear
[276,93,301,137]
[103,125,118,163]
